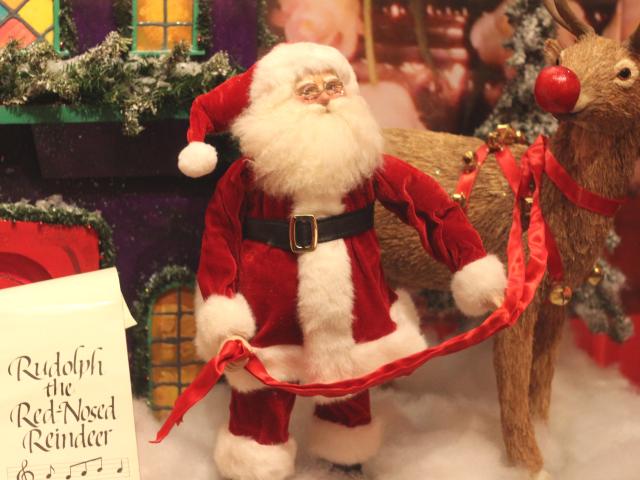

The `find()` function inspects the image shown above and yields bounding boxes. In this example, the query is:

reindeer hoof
[530,469,552,480]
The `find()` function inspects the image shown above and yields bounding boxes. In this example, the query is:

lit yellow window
[133,0,201,54]
[148,286,203,420]
[0,0,59,49]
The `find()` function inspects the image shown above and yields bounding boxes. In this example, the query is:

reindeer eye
[555,57,561,66]
[613,59,639,88]
[618,68,632,79]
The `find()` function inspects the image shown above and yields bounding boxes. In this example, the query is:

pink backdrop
[267,0,640,134]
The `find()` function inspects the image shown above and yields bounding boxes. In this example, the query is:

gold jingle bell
[514,129,528,145]
[487,131,502,152]
[452,192,467,208]
[486,124,529,152]
[587,263,604,286]
[521,196,534,229]
[549,284,573,306]
[462,150,477,173]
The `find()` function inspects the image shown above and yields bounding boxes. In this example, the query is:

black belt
[243,204,374,253]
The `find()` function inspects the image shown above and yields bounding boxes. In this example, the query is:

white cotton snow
[135,330,640,479]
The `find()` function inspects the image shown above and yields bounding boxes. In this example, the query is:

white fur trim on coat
[308,416,382,465]
[194,289,256,361]
[213,426,296,480]
[297,239,356,385]
[451,254,507,317]
[177,141,218,178]
[251,42,359,104]
[225,289,427,395]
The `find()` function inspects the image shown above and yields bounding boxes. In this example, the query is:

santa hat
[178,42,360,178]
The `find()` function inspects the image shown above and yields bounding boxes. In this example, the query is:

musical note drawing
[7,458,129,480]
[15,460,34,480]
[65,458,102,479]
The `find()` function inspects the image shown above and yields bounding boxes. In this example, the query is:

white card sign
[0,269,140,480]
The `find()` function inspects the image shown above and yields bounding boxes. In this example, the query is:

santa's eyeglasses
[295,76,345,101]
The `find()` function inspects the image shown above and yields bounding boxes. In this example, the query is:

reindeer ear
[544,39,563,65]
[628,24,640,55]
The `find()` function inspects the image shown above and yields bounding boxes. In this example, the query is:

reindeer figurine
[376,1,639,477]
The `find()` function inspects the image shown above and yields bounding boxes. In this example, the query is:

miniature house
[0,0,263,416]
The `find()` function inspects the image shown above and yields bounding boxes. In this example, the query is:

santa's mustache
[296,95,360,118]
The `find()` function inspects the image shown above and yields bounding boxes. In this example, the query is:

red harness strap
[455,135,625,282]
[152,135,625,444]
[543,147,626,217]
[494,140,568,281]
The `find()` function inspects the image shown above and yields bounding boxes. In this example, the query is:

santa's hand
[194,292,257,361]
[482,291,505,312]
[451,255,507,317]
[218,335,253,372]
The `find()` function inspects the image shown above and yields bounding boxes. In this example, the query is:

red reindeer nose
[535,66,581,114]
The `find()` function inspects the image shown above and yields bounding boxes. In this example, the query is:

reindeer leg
[493,299,544,473]
[529,301,566,420]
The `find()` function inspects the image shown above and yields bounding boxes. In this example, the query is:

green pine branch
[0,33,237,135]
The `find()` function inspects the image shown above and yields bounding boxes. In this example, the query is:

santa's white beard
[231,94,384,200]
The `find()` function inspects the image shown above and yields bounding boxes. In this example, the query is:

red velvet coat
[197,154,487,390]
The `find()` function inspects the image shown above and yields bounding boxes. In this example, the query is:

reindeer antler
[543,0,572,33]
[543,0,594,38]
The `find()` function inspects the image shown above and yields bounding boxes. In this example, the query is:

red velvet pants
[228,388,373,445]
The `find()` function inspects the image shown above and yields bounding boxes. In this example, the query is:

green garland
[0,40,57,105]
[59,0,78,55]
[0,33,237,135]
[0,197,116,268]
[129,265,195,398]
[257,0,280,51]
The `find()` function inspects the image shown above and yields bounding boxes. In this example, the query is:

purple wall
[211,0,258,67]
[71,0,117,52]
[33,122,186,178]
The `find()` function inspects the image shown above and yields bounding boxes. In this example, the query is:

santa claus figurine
[177,42,507,480]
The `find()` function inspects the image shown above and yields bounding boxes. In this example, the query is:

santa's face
[231,69,384,201]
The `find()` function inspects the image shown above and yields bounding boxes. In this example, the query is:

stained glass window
[148,286,204,420]
[0,0,59,49]
[132,0,201,55]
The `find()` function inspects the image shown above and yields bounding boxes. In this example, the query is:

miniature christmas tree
[475,0,558,141]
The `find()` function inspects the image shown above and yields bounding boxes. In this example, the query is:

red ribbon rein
[152,140,553,444]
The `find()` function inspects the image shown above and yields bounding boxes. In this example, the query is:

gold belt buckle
[289,214,318,253]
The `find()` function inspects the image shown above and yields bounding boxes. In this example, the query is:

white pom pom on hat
[178,142,219,178]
